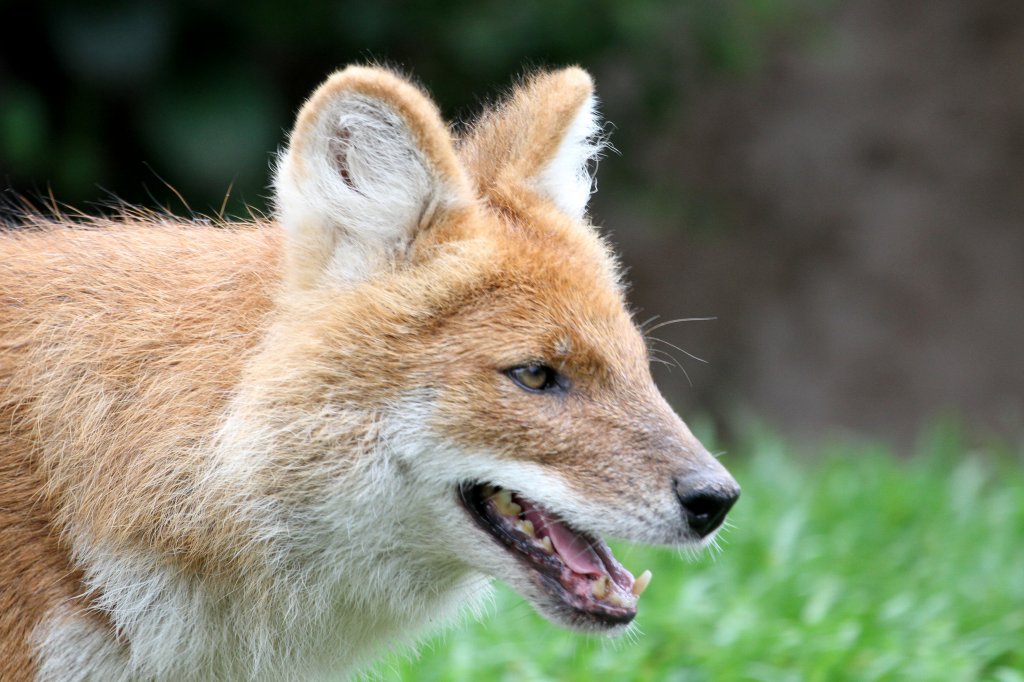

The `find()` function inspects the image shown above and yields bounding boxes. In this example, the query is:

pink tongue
[545,519,607,576]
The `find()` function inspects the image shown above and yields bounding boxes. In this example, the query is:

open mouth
[458,483,652,628]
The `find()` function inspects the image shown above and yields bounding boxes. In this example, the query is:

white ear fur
[274,79,460,287]
[533,94,603,220]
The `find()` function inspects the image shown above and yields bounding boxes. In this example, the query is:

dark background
[3,0,1022,448]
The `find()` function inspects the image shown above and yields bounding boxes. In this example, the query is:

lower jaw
[531,574,637,631]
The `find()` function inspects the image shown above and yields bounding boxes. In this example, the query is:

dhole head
[270,66,739,634]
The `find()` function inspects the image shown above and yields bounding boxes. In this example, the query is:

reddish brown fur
[0,220,280,676]
[0,435,85,681]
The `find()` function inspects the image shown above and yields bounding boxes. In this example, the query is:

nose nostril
[676,485,740,538]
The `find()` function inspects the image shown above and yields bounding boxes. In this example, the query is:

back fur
[1,218,281,678]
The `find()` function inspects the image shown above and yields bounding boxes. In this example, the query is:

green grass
[374,424,1024,681]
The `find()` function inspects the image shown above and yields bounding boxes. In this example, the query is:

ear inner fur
[288,67,469,190]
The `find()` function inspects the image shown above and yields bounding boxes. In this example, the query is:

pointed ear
[273,66,472,288]
[460,68,603,220]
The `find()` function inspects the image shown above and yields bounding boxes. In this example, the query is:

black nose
[676,480,740,537]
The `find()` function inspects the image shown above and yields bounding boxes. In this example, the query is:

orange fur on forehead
[423,211,644,384]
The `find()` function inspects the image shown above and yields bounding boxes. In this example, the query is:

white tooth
[540,536,554,554]
[592,575,610,600]
[632,570,652,597]
[516,519,535,537]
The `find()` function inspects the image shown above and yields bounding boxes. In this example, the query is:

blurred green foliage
[1,0,813,218]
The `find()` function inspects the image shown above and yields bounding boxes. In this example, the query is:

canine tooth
[606,592,627,607]
[516,519,535,537]
[492,490,522,516]
[592,575,610,600]
[540,536,553,554]
[632,570,652,597]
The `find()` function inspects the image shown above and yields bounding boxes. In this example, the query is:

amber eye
[506,364,561,392]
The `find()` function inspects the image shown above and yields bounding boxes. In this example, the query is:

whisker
[648,336,709,364]
[643,316,716,336]
[647,348,678,366]
[649,357,674,370]
[647,345,692,386]
[706,535,723,556]
[637,314,661,332]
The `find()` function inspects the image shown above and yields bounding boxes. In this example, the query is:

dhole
[0,66,739,680]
